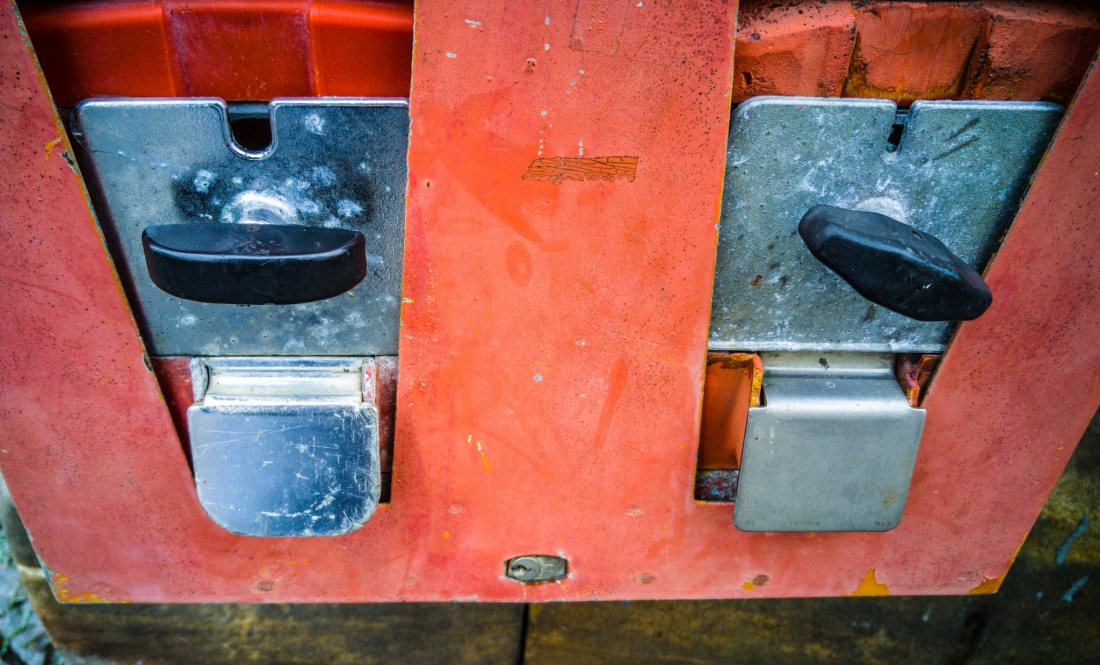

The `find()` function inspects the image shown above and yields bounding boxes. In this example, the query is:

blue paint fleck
[534,374,543,382]
[445,52,458,58]
[1056,514,1088,564]
[1061,576,1089,604]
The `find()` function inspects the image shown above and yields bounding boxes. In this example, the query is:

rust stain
[50,573,130,603]
[896,353,941,407]
[522,156,638,184]
[741,574,769,591]
[850,568,890,596]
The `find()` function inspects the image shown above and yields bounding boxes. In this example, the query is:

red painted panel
[150,357,194,447]
[904,60,1100,592]
[163,0,314,99]
[311,0,413,98]
[19,1,180,104]
[396,0,739,602]
[19,0,414,106]
[0,2,194,600]
[1,0,1097,603]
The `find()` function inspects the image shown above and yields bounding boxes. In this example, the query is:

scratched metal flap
[189,357,381,537]
[709,97,1061,353]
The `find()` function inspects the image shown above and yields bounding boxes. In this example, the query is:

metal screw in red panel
[505,555,567,584]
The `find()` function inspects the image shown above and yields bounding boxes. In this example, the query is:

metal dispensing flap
[189,357,381,537]
[709,97,1061,353]
[71,98,409,356]
[734,353,925,532]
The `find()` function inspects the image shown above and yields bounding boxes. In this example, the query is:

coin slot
[227,102,273,152]
[885,110,907,153]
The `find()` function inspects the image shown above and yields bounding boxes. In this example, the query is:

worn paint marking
[850,568,890,596]
[49,573,131,604]
[969,574,1005,595]
[522,156,638,184]
[40,135,62,175]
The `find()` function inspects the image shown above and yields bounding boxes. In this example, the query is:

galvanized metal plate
[709,97,1061,353]
[71,98,409,356]
[734,354,925,532]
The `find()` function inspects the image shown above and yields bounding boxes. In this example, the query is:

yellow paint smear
[850,568,890,596]
[741,581,756,591]
[50,574,130,604]
[41,136,62,176]
[748,359,763,407]
[644,351,690,369]
[969,575,1005,594]
[469,436,491,473]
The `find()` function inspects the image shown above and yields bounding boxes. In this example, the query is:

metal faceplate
[189,358,380,537]
[734,354,925,532]
[710,97,1061,353]
[71,98,409,356]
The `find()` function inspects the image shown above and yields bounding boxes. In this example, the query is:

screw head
[507,556,542,581]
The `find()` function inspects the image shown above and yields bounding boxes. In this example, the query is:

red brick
[968,3,1100,103]
[847,2,988,104]
[733,1,856,102]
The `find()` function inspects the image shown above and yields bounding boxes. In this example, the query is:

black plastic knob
[142,223,366,305]
[798,205,992,322]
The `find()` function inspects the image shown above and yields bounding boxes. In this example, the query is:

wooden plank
[21,569,523,664]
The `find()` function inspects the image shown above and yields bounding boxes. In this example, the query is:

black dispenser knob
[142,223,367,305]
[798,205,992,322]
